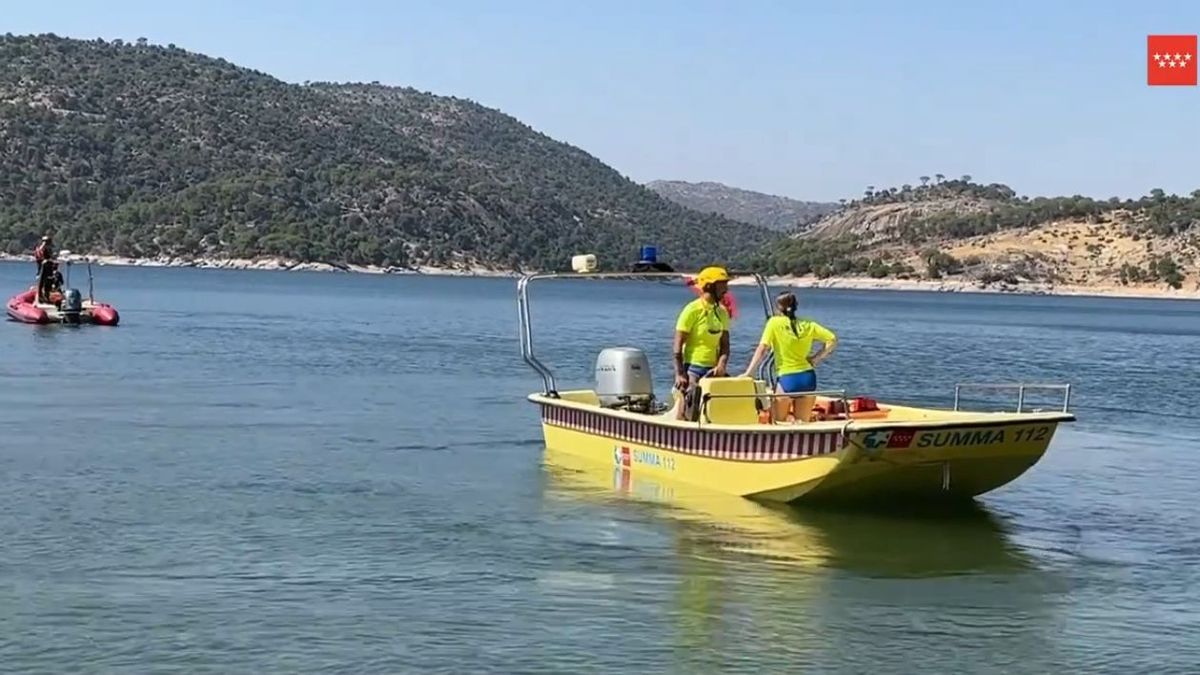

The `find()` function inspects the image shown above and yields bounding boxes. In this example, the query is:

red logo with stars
[1147,35,1197,86]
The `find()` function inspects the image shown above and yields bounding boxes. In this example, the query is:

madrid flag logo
[1147,35,1197,86]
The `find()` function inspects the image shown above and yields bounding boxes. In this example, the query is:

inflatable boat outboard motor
[59,288,83,324]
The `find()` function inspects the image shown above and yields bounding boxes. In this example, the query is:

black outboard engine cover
[629,260,674,273]
[61,288,83,323]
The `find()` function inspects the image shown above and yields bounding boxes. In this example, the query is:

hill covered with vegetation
[755,176,1200,292]
[0,34,779,272]
[646,180,836,232]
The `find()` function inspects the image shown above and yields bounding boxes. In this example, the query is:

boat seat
[699,377,760,425]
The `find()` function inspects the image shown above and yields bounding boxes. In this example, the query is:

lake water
[1,260,1198,673]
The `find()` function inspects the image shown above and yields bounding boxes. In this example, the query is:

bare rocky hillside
[646,180,836,232]
[759,178,1199,293]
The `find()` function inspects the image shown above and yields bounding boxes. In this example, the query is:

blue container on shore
[640,245,657,263]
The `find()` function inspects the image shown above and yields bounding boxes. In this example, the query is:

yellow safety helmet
[694,266,731,289]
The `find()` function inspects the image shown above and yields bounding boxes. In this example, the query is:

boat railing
[517,269,777,397]
[952,382,1073,414]
[699,388,851,426]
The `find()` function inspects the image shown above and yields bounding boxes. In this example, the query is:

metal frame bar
[952,383,1073,414]
[517,270,777,396]
[56,260,97,303]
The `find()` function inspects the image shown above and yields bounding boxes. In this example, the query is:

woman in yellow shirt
[740,291,837,423]
[671,266,732,420]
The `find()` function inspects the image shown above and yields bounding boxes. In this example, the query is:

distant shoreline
[0,252,519,278]
[735,274,1200,301]
[2,253,1196,301]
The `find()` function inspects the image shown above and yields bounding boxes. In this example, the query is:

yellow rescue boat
[518,261,1075,506]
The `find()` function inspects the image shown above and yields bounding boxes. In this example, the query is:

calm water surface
[1,261,1198,673]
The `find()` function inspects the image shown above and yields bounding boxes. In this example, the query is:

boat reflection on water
[541,445,1036,579]
[540,447,1066,671]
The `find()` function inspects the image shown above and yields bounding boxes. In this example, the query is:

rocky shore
[0,252,519,278]
[2,253,1195,300]
[741,274,1200,301]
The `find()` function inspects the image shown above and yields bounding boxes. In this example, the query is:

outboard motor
[595,347,658,414]
[60,288,83,324]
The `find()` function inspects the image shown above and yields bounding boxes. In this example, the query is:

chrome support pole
[516,276,556,395]
[751,273,777,389]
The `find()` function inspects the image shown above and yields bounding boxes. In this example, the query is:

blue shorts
[686,364,713,378]
[777,370,817,394]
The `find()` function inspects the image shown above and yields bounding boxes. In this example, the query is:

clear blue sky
[6,0,1200,202]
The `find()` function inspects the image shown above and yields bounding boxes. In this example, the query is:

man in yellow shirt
[672,266,732,420]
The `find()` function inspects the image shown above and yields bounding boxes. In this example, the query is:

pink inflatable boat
[6,261,120,326]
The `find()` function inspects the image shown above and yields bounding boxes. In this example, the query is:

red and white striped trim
[539,403,842,462]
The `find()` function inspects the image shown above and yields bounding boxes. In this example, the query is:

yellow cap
[694,266,731,288]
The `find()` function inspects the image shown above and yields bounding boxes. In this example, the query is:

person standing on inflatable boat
[33,234,56,303]
[740,290,838,424]
[672,266,732,420]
